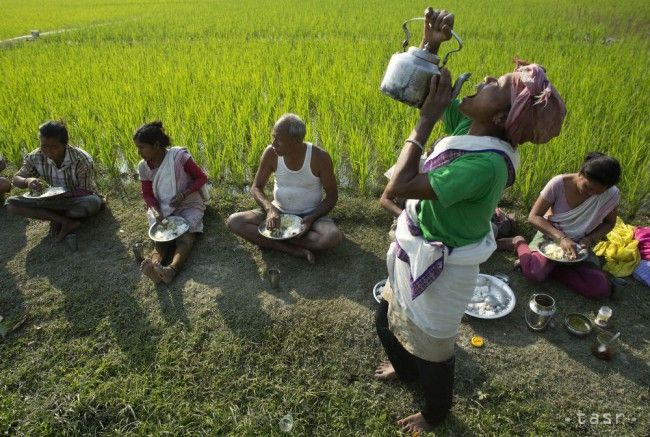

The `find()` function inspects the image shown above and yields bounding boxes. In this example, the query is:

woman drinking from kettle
[498,152,621,299]
[134,121,208,284]
[374,8,567,433]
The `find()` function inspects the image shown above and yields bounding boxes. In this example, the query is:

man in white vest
[227,113,342,263]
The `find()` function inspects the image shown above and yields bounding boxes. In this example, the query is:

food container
[148,216,189,242]
[594,306,613,328]
[591,331,619,360]
[465,274,516,319]
[564,313,592,337]
[258,214,306,240]
[132,242,145,262]
[525,293,556,331]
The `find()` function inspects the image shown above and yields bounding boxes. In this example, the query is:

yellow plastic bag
[593,217,641,277]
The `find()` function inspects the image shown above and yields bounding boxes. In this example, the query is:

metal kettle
[380,16,466,108]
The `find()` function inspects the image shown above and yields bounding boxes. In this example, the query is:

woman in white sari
[134,121,208,284]
[499,152,621,299]
[373,8,567,433]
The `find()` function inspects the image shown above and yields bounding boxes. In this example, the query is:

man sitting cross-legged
[5,120,102,244]
[227,113,343,263]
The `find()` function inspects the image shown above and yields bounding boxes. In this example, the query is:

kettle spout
[451,72,471,100]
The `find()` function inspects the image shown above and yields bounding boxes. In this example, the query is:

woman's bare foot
[154,264,176,284]
[300,248,316,264]
[374,361,397,380]
[55,220,81,242]
[140,259,162,284]
[397,412,434,433]
[496,235,526,252]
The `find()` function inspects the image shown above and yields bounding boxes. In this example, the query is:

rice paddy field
[1,0,648,216]
[2,2,650,436]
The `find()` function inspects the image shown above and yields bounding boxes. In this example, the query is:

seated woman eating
[134,121,208,284]
[498,152,621,299]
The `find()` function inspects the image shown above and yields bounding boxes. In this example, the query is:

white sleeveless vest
[272,143,323,215]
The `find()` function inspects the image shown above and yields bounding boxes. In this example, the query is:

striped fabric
[17,146,97,193]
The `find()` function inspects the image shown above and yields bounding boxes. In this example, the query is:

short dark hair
[39,120,69,145]
[133,120,171,148]
[580,152,621,187]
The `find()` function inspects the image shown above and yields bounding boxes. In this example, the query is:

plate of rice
[538,240,588,263]
[23,186,67,199]
[258,214,306,240]
[148,216,190,242]
[465,274,516,319]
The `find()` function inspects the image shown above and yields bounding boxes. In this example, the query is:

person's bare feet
[496,235,526,252]
[140,259,162,284]
[154,264,176,284]
[374,361,397,381]
[55,220,81,242]
[397,412,434,433]
[300,248,315,264]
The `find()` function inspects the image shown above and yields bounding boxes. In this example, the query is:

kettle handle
[400,17,463,67]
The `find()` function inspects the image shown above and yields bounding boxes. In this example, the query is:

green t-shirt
[443,99,472,136]
[417,152,507,247]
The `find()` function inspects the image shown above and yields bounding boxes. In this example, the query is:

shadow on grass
[24,206,158,367]
[260,238,385,308]
[167,207,274,342]
[471,251,650,387]
[153,282,191,327]
[163,205,388,344]
[0,211,28,320]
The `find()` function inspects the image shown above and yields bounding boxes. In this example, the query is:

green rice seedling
[0,0,647,216]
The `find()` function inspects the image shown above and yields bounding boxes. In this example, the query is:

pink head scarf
[505,61,567,145]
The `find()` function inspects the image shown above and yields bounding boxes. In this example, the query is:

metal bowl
[465,274,516,319]
[564,313,592,337]
[538,241,588,264]
[373,279,387,303]
[148,216,190,242]
[258,214,306,240]
[22,186,67,199]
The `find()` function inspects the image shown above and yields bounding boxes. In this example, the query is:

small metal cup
[268,268,280,289]
[132,242,145,262]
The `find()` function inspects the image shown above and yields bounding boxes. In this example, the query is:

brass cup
[268,268,281,289]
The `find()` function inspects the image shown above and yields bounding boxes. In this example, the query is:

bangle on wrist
[405,139,424,150]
